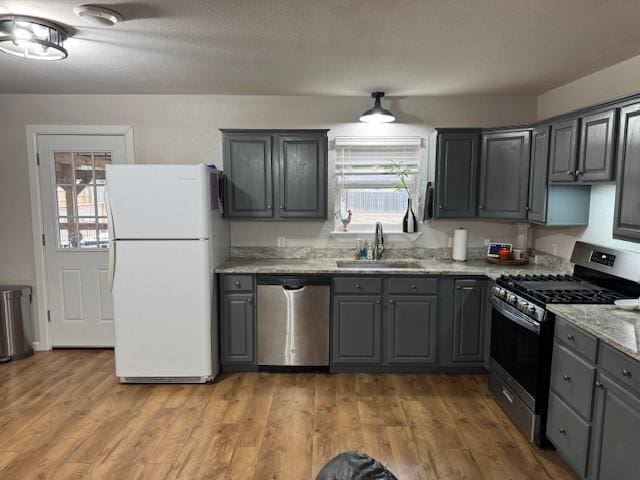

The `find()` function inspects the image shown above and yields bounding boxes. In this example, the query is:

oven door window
[490,307,540,399]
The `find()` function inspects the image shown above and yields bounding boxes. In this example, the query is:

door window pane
[52,150,112,249]
[54,152,74,184]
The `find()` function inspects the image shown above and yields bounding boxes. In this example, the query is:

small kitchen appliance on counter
[488,241,640,446]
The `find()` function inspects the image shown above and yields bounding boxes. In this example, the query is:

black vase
[403,198,417,233]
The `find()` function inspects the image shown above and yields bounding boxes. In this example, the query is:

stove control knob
[491,286,501,296]
[517,300,529,312]
[498,288,507,299]
[525,305,536,316]
[506,294,517,305]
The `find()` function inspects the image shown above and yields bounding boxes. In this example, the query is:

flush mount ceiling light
[359,91,396,123]
[73,5,123,26]
[0,15,68,60]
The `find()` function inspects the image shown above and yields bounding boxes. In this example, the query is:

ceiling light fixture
[73,5,123,27]
[0,15,68,60]
[359,91,396,123]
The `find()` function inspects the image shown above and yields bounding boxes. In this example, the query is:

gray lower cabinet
[613,103,640,241]
[385,295,437,364]
[588,373,640,480]
[549,118,580,183]
[452,279,485,363]
[434,130,480,218]
[332,295,382,364]
[548,316,640,479]
[578,109,617,182]
[479,130,531,219]
[221,130,329,220]
[221,293,255,365]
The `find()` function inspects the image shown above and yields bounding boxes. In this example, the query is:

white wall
[0,94,537,292]
[534,53,640,258]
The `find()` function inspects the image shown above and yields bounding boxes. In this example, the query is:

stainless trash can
[0,286,33,362]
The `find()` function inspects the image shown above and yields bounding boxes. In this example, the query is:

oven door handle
[490,296,541,335]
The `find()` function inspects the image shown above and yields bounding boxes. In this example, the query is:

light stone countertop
[548,304,640,362]
[215,258,565,280]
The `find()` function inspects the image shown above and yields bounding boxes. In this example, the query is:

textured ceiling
[2,0,640,95]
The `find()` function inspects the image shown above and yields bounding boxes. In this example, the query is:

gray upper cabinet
[578,109,617,182]
[385,295,437,364]
[528,125,550,223]
[479,130,531,220]
[435,130,479,218]
[452,279,485,363]
[223,133,274,218]
[613,103,640,242]
[222,130,329,220]
[549,118,580,183]
[589,372,640,480]
[276,133,327,218]
[332,295,382,364]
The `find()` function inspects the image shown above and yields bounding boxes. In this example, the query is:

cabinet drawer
[555,316,598,362]
[547,392,591,477]
[222,275,254,292]
[333,277,382,294]
[599,343,640,395]
[387,277,437,295]
[550,342,596,419]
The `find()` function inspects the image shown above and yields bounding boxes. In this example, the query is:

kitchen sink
[336,260,423,269]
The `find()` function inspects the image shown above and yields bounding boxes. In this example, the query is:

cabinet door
[479,130,531,219]
[613,103,640,241]
[221,293,255,364]
[528,125,550,223]
[578,109,617,182]
[435,132,479,218]
[223,134,274,218]
[589,373,640,480]
[549,118,579,183]
[332,295,382,364]
[386,295,437,364]
[452,279,485,363]
[276,133,327,218]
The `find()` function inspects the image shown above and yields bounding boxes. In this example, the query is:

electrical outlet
[447,236,453,248]
[484,238,490,246]
[277,236,286,248]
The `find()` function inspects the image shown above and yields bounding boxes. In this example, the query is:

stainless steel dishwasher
[257,276,330,367]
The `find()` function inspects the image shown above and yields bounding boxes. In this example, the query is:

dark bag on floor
[316,451,398,480]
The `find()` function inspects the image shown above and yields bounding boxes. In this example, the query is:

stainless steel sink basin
[336,260,423,269]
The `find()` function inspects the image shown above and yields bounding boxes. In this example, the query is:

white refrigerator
[105,164,228,383]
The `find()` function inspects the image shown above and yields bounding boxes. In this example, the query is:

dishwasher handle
[257,276,331,287]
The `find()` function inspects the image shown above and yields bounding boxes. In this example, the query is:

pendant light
[359,91,396,123]
[0,15,68,61]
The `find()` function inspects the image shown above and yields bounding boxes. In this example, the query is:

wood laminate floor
[0,350,577,479]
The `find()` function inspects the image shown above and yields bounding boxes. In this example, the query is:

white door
[37,134,128,347]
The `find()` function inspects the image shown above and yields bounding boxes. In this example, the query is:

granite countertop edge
[215,258,565,281]
[547,304,640,361]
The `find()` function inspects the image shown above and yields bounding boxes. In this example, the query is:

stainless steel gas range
[488,241,640,446]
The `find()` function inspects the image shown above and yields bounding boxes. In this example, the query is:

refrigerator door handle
[106,188,116,290]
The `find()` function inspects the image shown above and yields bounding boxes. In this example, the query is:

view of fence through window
[54,151,111,248]
[336,138,420,229]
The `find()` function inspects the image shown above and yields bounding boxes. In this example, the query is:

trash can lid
[0,285,31,294]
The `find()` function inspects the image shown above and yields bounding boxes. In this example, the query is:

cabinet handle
[622,369,632,377]
[280,205,284,209]
[479,205,484,209]
[235,281,241,288]
[389,299,395,304]
[563,374,571,382]
[566,333,575,341]
[355,283,361,289]
[566,170,574,176]
[525,206,530,211]
[595,381,604,389]
[410,284,417,289]
[438,204,443,209]
[376,300,381,304]
[267,205,271,209]
[246,298,253,304]
[558,427,567,435]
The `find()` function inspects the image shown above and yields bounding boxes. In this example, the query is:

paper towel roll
[452,228,468,262]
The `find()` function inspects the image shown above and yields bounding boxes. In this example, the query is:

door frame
[26,125,135,351]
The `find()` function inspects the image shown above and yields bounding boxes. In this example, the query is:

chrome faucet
[373,222,385,260]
